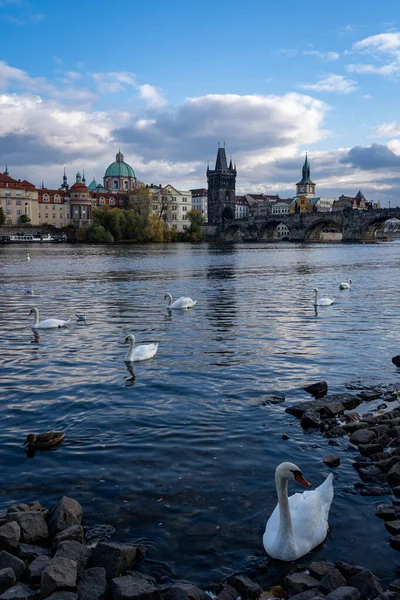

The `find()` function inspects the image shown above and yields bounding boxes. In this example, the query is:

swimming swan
[263,462,334,561]
[339,279,352,290]
[29,307,71,329]
[313,289,334,306]
[124,334,158,362]
[164,292,197,309]
[27,253,31,261]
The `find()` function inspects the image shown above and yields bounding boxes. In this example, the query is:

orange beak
[295,473,312,487]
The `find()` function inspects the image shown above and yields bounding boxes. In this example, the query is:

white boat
[0,233,55,243]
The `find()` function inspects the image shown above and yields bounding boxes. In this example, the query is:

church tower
[207,145,237,224]
[296,153,316,198]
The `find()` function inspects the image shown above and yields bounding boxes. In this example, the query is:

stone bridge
[214,207,400,243]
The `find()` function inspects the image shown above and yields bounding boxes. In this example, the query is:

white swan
[27,253,31,261]
[263,462,334,561]
[164,292,197,309]
[339,278,352,290]
[313,288,334,306]
[29,307,70,329]
[124,334,158,362]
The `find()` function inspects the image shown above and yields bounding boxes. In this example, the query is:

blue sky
[2,0,400,205]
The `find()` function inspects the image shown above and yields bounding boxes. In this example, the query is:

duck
[76,313,86,322]
[313,289,334,306]
[124,334,158,362]
[164,292,197,309]
[23,432,64,450]
[27,253,31,261]
[29,307,71,329]
[263,462,334,561]
[339,279,352,290]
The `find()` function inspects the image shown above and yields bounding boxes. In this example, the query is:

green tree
[125,185,151,218]
[186,209,204,242]
[19,214,31,225]
[88,225,114,244]
[0,206,5,227]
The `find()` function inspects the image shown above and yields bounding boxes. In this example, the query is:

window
[5,191,11,197]
[172,204,177,210]
[182,206,187,211]
[124,181,128,190]
[172,196,177,201]
[109,198,115,206]
[16,191,22,197]
[113,180,119,189]
[99,198,105,205]
[172,213,177,220]
[182,215,187,220]
[183,224,188,230]
[43,195,49,202]
[119,199,123,206]
[7,220,12,224]
[45,214,49,219]
[183,197,187,202]
[153,204,158,211]
[7,199,11,205]
[54,196,60,203]
[16,200,22,205]
[7,210,11,215]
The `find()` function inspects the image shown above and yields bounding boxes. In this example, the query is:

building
[295,154,316,199]
[103,150,137,193]
[271,199,292,215]
[0,167,39,226]
[332,190,380,211]
[312,197,335,212]
[235,196,250,219]
[289,195,313,214]
[68,172,93,229]
[190,188,208,221]
[38,188,69,228]
[276,223,290,240]
[149,184,192,232]
[207,146,236,224]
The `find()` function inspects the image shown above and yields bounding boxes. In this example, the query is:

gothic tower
[207,145,236,224]
[296,153,316,198]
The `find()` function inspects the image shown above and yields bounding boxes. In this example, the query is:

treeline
[87,207,204,244]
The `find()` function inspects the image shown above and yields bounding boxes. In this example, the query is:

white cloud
[92,71,136,94]
[301,74,358,94]
[137,84,167,109]
[347,32,400,77]
[65,71,82,81]
[353,32,400,54]
[303,50,340,62]
[375,121,400,137]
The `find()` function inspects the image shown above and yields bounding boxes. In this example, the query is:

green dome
[104,160,136,179]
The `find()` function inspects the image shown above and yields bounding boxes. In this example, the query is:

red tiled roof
[190,188,207,195]
[70,182,88,191]
[0,174,17,183]
[19,179,35,188]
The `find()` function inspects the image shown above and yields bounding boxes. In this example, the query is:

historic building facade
[0,168,39,226]
[190,188,208,221]
[207,146,236,224]
[295,154,316,199]
[148,184,192,232]
[103,151,137,193]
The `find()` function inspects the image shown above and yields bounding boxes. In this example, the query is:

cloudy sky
[2,0,400,205]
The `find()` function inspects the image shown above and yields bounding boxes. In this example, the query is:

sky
[2,0,400,205]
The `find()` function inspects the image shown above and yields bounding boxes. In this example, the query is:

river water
[1,241,400,586]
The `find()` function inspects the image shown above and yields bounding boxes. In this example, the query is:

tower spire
[82,169,86,184]
[4,162,9,176]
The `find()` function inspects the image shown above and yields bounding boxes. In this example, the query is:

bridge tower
[296,153,316,199]
[207,145,236,224]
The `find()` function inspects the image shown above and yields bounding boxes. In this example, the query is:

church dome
[104,151,136,179]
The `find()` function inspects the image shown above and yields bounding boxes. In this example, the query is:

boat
[0,233,55,244]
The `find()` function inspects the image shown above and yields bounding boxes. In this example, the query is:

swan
[124,334,158,362]
[339,278,352,290]
[263,462,334,561]
[164,292,197,309]
[27,253,31,261]
[29,307,71,329]
[313,289,334,306]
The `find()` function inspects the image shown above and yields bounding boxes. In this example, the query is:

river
[1,241,400,586]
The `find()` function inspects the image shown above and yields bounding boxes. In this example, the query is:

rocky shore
[0,492,399,600]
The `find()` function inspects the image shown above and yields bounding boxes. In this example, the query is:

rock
[263,394,286,405]
[359,443,384,457]
[393,486,400,498]
[318,570,347,594]
[392,356,400,367]
[283,574,319,595]
[375,505,399,521]
[0,583,37,599]
[374,457,399,473]
[77,567,107,600]
[6,512,48,545]
[347,570,382,600]
[110,574,160,600]
[325,427,346,438]
[322,403,345,418]
[7,502,45,514]
[328,440,340,446]
[335,563,364,580]
[308,561,336,581]
[282,434,290,440]
[216,586,240,600]
[301,410,320,429]
[389,534,400,551]
[47,498,82,538]
[17,545,51,561]
[389,580,400,593]
[89,542,143,580]
[0,569,16,595]
[27,555,50,588]
[0,552,25,580]
[350,430,377,445]
[55,541,90,573]
[360,487,391,496]
[40,557,77,598]
[0,523,20,553]
[290,592,325,600]
[46,594,78,600]
[51,526,83,550]
[322,455,340,468]
[303,382,328,398]
[326,587,360,600]
[388,463,400,486]
[226,576,261,599]
[358,391,382,401]
[358,465,383,479]
[163,583,211,600]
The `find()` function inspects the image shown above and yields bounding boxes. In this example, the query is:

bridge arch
[258,219,291,241]
[305,218,342,242]
[219,224,244,242]
[360,214,400,242]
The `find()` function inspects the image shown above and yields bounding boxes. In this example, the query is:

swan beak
[295,473,312,487]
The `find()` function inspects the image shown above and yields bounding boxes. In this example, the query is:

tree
[0,206,5,227]
[19,214,31,225]
[88,225,114,244]
[125,185,151,218]
[186,209,204,242]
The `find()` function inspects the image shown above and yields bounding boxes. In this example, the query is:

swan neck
[276,472,293,539]
[166,293,172,306]
[33,308,39,325]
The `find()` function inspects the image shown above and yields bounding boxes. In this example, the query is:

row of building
[0,148,381,236]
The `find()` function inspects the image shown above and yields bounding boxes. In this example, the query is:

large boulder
[318,570,347,594]
[27,555,50,587]
[110,574,160,600]
[0,552,25,580]
[303,382,328,398]
[347,570,382,600]
[52,526,83,550]
[89,542,143,580]
[0,523,20,553]
[216,586,241,600]
[300,411,320,429]
[40,557,77,598]
[6,512,48,545]
[0,583,37,599]
[46,594,78,600]
[326,588,360,600]
[54,541,90,573]
[0,569,16,595]
[226,576,261,600]
[392,356,400,367]
[388,463,400,486]
[283,574,319,595]
[18,545,51,561]
[77,567,107,600]
[163,583,211,600]
[322,455,340,468]
[349,430,377,445]
[47,498,82,538]
[308,562,336,581]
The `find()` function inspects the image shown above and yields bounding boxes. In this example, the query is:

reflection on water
[1,241,400,585]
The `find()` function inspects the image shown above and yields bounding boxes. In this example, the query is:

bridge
[209,207,400,243]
